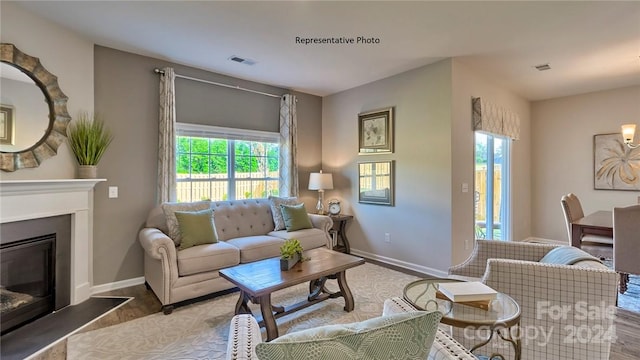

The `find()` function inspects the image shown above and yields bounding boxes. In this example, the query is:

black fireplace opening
[1,235,56,334]
[0,215,71,335]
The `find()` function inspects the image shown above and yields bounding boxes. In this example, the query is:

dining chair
[613,204,640,294]
[561,193,613,257]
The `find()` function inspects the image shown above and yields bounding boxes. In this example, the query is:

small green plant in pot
[280,238,305,271]
[67,111,113,178]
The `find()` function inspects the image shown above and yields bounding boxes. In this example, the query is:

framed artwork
[0,105,15,145]
[594,133,640,190]
[358,107,393,154]
[358,160,394,206]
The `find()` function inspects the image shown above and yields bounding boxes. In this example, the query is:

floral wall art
[358,107,393,154]
[594,133,640,190]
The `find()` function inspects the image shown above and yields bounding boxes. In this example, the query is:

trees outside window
[176,126,279,202]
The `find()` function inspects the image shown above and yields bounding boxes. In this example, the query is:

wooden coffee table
[219,247,365,341]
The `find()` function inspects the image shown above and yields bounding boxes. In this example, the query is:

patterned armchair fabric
[226,298,478,360]
[449,240,618,360]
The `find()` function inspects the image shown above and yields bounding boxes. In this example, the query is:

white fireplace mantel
[0,179,105,305]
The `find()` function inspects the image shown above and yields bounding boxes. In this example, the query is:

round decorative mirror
[0,43,70,172]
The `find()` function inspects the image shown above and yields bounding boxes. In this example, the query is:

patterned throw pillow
[161,201,211,246]
[174,209,217,250]
[268,196,299,231]
[255,311,442,360]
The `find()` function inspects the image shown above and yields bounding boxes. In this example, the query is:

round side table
[404,278,522,360]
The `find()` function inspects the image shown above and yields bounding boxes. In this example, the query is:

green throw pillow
[174,209,217,250]
[280,203,313,232]
[255,311,442,360]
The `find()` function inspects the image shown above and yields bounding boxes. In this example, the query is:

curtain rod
[154,68,281,98]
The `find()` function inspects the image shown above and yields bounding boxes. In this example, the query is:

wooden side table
[329,214,353,254]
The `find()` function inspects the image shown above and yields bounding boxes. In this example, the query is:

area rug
[67,263,420,359]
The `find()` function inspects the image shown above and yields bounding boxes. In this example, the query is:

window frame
[176,123,280,202]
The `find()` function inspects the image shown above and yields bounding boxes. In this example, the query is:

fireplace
[0,215,71,334]
[0,179,103,311]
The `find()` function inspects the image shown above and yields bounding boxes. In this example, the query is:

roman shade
[472,97,520,140]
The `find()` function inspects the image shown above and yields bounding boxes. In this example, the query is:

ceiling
[13,1,640,100]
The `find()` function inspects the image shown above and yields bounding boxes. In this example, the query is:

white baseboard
[350,248,449,278]
[521,237,568,245]
[91,276,145,295]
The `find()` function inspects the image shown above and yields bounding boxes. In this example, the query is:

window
[176,124,279,202]
[474,132,511,240]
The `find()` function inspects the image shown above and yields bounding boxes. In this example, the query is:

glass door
[474,132,510,240]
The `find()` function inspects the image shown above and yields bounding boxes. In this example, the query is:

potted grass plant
[280,238,305,271]
[67,111,113,179]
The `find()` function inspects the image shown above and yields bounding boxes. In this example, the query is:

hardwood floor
[31,285,161,360]
[30,270,640,360]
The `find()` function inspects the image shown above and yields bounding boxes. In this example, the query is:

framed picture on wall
[594,133,640,190]
[0,104,15,145]
[358,160,394,206]
[358,107,393,154]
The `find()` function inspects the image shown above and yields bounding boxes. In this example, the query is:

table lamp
[308,170,333,215]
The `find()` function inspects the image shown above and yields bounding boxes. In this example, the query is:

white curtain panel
[279,94,299,197]
[472,97,520,140]
[158,67,177,204]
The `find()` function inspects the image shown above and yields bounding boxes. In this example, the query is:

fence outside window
[177,172,279,202]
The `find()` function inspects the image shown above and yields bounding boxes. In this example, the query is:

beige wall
[531,85,640,242]
[322,60,454,273]
[0,2,94,180]
[322,58,532,273]
[93,46,323,285]
[451,59,531,264]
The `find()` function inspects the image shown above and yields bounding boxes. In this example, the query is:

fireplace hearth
[0,215,71,334]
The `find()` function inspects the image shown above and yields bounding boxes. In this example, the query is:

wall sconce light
[621,124,638,149]
[308,170,333,215]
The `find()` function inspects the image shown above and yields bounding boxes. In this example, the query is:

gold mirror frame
[0,43,70,172]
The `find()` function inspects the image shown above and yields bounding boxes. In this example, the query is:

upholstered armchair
[226,298,478,360]
[613,204,640,293]
[449,240,618,360]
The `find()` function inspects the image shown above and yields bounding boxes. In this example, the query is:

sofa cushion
[269,228,327,251]
[226,236,285,263]
[175,209,217,250]
[211,200,275,241]
[146,206,169,234]
[162,201,211,246]
[268,196,300,231]
[280,203,313,231]
[177,241,240,277]
[255,311,442,360]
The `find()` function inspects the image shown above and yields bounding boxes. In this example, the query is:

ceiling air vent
[534,63,551,71]
[228,56,256,66]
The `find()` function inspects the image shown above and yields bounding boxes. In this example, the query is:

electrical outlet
[108,186,118,199]
[465,239,471,250]
[384,233,391,243]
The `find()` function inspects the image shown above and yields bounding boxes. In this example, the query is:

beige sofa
[139,199,333,314]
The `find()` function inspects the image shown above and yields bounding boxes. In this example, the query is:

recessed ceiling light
[228,55,256,66]
[534,63,551,71]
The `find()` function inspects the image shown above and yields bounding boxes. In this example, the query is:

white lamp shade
[622,124,636,143]
[308,172,333,190]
